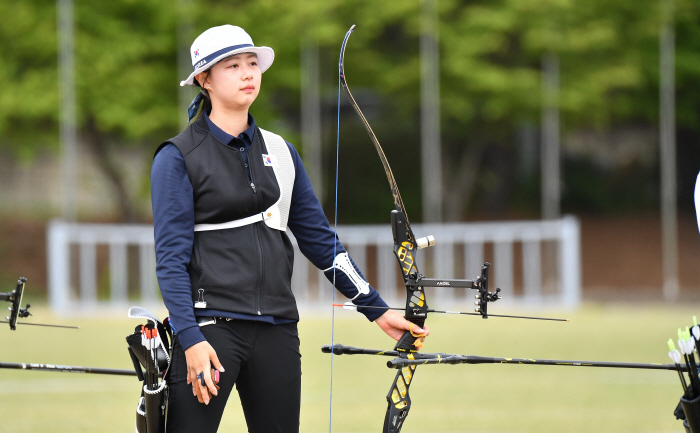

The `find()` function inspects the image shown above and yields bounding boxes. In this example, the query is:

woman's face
[198,53,261,111]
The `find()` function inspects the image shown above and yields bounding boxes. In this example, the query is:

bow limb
[338,25,427,433]
[339,24,427,347]
[339,25,411,234]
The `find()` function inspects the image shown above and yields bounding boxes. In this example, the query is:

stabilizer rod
[387,355,690,371]
[0,362,137,376]
[322,344,398,357]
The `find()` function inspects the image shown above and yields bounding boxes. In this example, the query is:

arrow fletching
[686,327,695,352]
[668,339,682,363]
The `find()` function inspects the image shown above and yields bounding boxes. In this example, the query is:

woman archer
[150,24,428,432]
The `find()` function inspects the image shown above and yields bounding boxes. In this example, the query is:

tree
[3,0,700,221]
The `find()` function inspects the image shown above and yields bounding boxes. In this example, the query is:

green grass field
[0,303,693,432]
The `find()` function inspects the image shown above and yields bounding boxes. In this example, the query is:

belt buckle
[197,317,216,327]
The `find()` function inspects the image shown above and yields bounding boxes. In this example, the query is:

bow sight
[1,277,30,330]
[0,277,79,330]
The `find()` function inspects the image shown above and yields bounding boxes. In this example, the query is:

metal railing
[47,217,581,313]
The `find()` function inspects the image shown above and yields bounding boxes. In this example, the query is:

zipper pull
[250,182,257,193]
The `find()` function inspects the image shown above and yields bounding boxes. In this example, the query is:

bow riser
[384,358,416,433]
[392,210,428,327]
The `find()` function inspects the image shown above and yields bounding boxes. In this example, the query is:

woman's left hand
[375,309,430,346]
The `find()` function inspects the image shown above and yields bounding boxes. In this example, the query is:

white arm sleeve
[325,252,371,300]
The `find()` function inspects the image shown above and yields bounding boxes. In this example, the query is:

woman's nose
[241,64,253,79]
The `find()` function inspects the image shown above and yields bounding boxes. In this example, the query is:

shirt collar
[204,110,256,145]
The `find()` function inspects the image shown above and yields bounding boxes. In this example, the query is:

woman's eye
[230,64,238,68]
[250,61,258,66]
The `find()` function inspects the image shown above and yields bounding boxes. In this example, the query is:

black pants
[166,320,301,433]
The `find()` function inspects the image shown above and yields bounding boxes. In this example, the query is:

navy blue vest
[155,116,298,320]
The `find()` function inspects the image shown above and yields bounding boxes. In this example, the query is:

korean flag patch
[262,154,274,166]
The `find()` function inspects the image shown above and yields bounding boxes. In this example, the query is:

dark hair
[189,71,212,125]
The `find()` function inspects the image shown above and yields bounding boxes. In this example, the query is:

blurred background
[2,0,700,305]
[1,1,700,432]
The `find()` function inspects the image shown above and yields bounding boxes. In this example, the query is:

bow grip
[394,319,425,352]
[394,330,417,352]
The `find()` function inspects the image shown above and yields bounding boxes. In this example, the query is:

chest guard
[192,128,295,232]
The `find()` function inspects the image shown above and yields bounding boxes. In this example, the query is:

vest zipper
[248,143,265,315]
[252,223,264,315]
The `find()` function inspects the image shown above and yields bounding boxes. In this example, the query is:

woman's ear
[195,72,209,89]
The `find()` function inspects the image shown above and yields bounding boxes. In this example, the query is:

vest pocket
[259,229,295,299]
[191,227,259,294]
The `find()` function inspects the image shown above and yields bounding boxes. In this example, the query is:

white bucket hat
[180,25,274,87]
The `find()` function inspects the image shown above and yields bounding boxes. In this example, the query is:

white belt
[193,206,279,232]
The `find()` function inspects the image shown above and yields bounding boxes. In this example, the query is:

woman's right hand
[184,340,225,405]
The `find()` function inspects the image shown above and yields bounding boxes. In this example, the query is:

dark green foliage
[2,0,700,220]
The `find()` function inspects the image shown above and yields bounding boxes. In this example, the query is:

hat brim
[180,46,274,86]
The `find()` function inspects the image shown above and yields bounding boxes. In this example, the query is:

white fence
[47,217,581,313]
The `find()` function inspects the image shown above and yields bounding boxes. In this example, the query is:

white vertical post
[420,0,442,222]
[559,216,581,308]
[522,237,542,301]
[541,53,560,220]
[139,243,157,303]
[660,0,679,301]
[47,220,71,311]
[57,0,77,221]
[301,37,324,200]
[109,242,128,302]
[494,240,514,297]
[79,241,97,304]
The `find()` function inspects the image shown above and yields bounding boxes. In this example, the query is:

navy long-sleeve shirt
[151,112,389,350]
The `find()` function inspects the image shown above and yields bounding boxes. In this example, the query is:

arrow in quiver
[126,307,173,433]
